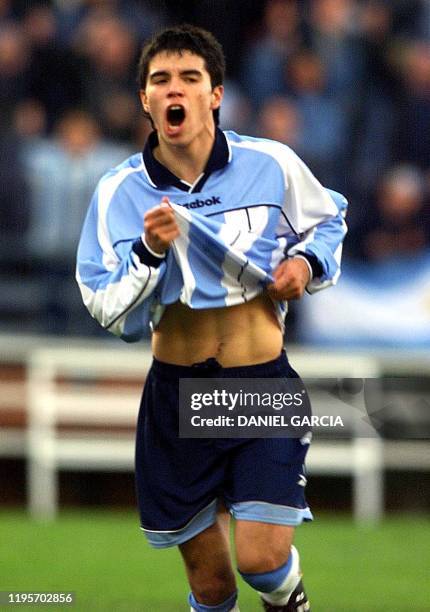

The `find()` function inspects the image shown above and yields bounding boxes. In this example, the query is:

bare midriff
[152,292,283,367]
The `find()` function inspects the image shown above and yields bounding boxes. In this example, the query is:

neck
[154,123,216,185]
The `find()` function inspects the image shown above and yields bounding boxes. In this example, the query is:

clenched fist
[144,197,180,254]
[267,257,311,301]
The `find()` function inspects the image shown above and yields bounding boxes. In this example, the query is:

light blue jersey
[76,129,347,341]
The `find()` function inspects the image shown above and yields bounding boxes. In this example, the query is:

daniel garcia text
[190,415,344,428]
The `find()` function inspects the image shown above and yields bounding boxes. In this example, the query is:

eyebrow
[149,69,203,81]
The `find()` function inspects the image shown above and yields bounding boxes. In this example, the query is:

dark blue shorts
[135,351,313,548]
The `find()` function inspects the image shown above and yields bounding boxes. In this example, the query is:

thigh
[179,503,231,568]
[234,520,295,573]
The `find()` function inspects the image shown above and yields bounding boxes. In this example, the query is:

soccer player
[76,25,347,612]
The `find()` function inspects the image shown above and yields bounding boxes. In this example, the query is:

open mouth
[166,105,185,127]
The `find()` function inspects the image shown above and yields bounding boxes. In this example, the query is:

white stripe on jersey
[170,205,197,305]
[220,209,267,306]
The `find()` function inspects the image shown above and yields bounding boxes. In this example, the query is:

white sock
[259,545,302,606]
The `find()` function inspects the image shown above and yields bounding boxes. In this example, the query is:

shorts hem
[141,498,218,548]
[230,501,313,526]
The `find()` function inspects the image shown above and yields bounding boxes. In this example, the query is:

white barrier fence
[26,345,152,520]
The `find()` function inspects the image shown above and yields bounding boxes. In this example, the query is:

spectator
[304,0,364,97]
[219,79,252,132]
[350,1,398,204]
[0,22,30,124]
[396,40,430,169]
[73,12,140,141]
[257,95,301,149]
[22,3,85,130]
[22,109,131,332]
[285,47,349,188]
[348,165,430,262]
[241,0,302,108]
[13,98,47,140]
[55,0,166,47]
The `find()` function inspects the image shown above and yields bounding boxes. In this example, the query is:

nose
[167,76,184,97]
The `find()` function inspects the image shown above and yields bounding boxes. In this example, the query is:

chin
[165,133,191,147]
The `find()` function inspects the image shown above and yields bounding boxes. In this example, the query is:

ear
[139,90,150,114]
[210,85,224,110]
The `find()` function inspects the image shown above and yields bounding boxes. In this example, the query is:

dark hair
[137,24,225,126]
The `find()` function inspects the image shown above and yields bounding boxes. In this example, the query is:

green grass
[1,510,429,611]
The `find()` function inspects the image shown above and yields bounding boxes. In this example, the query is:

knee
[237,544,291,575]
[238,545,300,595]
[189,566,236,605]
[235,522,294,575]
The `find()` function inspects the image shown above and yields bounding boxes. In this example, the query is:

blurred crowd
[1,0,430,340]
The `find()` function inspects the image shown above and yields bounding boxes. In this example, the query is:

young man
[76,25,347,612]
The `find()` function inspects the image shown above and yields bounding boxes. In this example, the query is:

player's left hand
[267,257,311,301]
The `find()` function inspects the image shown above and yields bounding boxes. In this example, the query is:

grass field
[1,511,429,611]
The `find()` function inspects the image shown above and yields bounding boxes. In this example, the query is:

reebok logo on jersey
[182,196,221,209]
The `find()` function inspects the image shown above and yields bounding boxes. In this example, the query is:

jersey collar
[142,127,231,193]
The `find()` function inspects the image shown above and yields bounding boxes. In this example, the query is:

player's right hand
[143,197,180,254]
